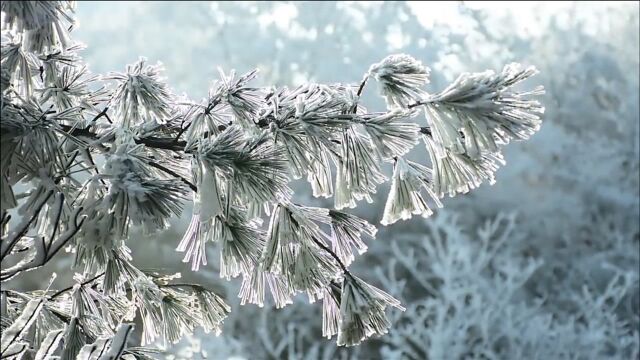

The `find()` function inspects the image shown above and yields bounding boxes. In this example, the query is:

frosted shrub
[0,1,544,357]
[378,212,639,360]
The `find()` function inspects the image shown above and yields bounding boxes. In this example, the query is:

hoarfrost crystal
[0,1,544,353]
[368,53,430,108]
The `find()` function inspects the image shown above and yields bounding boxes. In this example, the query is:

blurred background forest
[10,2,639,359]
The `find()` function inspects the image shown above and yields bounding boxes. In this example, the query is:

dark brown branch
[58,124,187,152]
[57,125,199,192]
[286,206,353,278]
[408,99,432,109]
[173,126,187,144]
[1,207,86,281]
[147,161,197,192]
[356,76,368,97]
[90,106,111,124]
[84,150,108,186]
[350,75,369,114]
[51,91,426,199]
[161,283,203,288]
[311,236,353,279]
[45,194,65,252]
[137,135,187,151]
[49,272,105,300]
[0,190,54,261]
[175,97,222,142]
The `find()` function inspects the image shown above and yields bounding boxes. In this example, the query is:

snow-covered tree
[0,1,545,357]
[378,212,639,360]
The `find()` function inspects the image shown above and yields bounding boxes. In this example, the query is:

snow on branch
[0,1,544,353]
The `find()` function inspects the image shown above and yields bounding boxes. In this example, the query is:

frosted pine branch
[0,1,544,355]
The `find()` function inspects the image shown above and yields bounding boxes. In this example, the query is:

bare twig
[49,272,105,300]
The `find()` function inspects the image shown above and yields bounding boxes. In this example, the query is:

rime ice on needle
[217,68,266,130]
[424,135,506,198]
[361,108,421,160]
[106,57,174,128]
[423,63,544,158]
[337,275,405,347]
[368,53,430,108]
[0,1,75,53]
[329,209,377,266]
[335,128,387,210]
[0,1,544,353]
[177,160,223,271]
[381,157,443,226]
[239,263,294,309]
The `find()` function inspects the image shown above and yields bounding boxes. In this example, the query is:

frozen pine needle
[0,1,544,353]
[368,53,430,108]
[337,275,405,347]
[381,157,442,226]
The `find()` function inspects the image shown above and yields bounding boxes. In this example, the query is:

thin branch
[286,207,353,278]
[92,106,111,124]
[407,98,433,109]
[49,272,105,300]
[136,135,186,152]
[0,190,54,261]
[175,97,222,143]
[45,193,65,253]
[350,74,369,114]
[311,236,353,279]
[356,75,369,97]
[147,161,197,192]
[161,283,203,289]
[58,124,187,152]
[83,150,107,186]
[1,208,86,281]
[173,126,187,144]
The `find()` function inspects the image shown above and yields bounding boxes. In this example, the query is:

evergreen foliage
[0,1,544,357]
